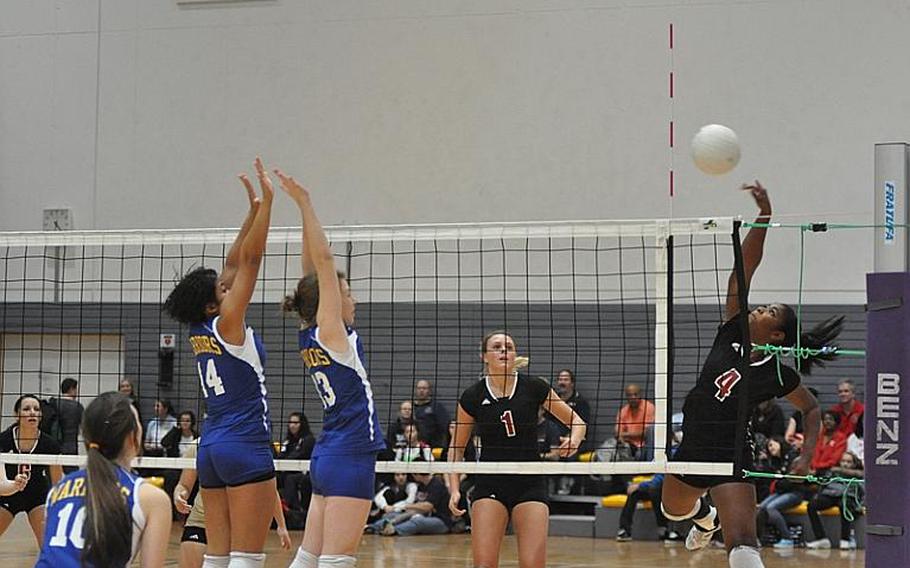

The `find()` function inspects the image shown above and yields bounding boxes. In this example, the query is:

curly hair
[162,267,218,324]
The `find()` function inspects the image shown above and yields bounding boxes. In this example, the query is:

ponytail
[81,392,138,567]
[779,306,844,376]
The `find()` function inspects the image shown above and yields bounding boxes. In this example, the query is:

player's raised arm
[220,174,261,290]
[275,169,348,354]
[725,181,772,322]
[218,157,274,345]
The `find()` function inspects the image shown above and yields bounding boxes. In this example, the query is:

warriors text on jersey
[678,313,800,461]
[35,467,145,568]
[299,326,385,456]
[459,373,551,462]
[189,316,271,445]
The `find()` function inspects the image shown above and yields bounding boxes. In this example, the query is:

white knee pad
[289,547,319,568]
[318,555,357,568]
[228,551,266,568]
[728,545,764,568]
[202,555,230,568]
[661,500,701,522]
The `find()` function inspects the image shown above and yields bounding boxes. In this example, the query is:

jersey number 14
[197,359,226,398]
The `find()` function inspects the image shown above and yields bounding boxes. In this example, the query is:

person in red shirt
[830,380,864,437]
[811,410,847,473]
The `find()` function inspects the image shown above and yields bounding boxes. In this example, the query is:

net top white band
[0,217,735,247]
[0,453,733,476]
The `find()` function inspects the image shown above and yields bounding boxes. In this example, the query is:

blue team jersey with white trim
[36,467,145,568]
[190,317,271,446]
[299,326,385,456]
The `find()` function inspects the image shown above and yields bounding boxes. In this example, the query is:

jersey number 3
[197,359,226,398]
[311,371,337,409]
[500,410,517,437]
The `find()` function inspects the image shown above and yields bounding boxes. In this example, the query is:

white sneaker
[685,524,720,551]
[839,539,856,550]
[807,538,831,549]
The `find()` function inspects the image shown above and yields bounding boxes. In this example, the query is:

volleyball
[691,124,741,175]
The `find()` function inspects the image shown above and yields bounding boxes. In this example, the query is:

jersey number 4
[714,368,742,402]
[48,502,86,550]
[197,359,226,398]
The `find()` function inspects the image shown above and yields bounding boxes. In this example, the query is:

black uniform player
[448,331,586,568]
[661,182,844,568]
[0,394,63,545]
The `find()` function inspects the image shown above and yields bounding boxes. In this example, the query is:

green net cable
[743,470,865,522]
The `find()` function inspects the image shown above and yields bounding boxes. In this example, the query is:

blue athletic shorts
[310,453,377,500]
[197,440,275,489]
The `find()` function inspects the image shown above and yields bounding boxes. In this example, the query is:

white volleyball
[691,124,741,176]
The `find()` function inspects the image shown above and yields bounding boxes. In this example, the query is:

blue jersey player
[163,157,276,568]
[35,392,171,568]
[275,169,385,568]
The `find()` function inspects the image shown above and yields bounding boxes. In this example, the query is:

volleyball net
[1,216,760,476]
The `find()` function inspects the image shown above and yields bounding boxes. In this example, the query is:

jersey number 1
[197,359,226,398]
[500,410,517,438]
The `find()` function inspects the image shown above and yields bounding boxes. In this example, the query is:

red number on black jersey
[500,410,517,437]
[714,368,742,402]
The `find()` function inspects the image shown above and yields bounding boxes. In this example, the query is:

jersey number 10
[48,502,86,550]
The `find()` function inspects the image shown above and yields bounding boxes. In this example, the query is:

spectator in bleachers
[277,412,315,513]
[614,383,655,459]
[551,369,592,437]
[375,472,452,536]
[394,423,434,463]
[440,419,477,463]
[118,377,143,426]
[831,379,864,437]
[754,437,808,549]
[806,451,864,549]
[811,410,848,474]
[412,379,450,447]
[387,400,414,451]
[785,386,819,446]
[846,412,864,466]
[751,399,786,441]
[144,398,177,457]
[162,410,199,458]
[51,378,83,459]
[615,471,679,542]
[365,472,418,531]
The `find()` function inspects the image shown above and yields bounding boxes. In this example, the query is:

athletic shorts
[471,474,548,513]
[310,453,377,500]
[0,484,49,516]
[670,440,751,489]
[197,440,275,489]
[181,525,207,545]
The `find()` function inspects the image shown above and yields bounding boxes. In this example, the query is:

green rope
[753,344,866,358]
[742,470,865,522]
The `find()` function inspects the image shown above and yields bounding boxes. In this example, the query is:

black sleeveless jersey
[459,373,550,462]
[680,313,801,459]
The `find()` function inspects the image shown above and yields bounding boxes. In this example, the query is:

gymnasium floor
[2,515,864,567]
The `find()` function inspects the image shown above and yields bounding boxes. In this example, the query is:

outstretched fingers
[253,157,274,200]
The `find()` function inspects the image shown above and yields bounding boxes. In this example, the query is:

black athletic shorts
[0,485,48,516]
[471,474,548,512]
[181,525,207,545]
[671,440,751,489]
